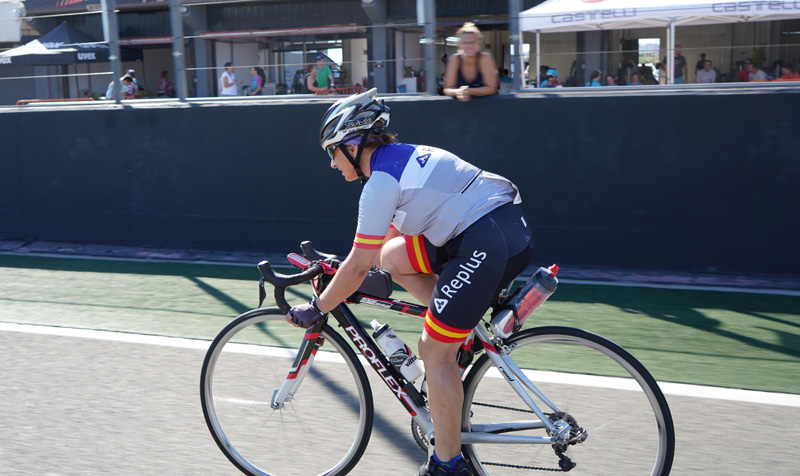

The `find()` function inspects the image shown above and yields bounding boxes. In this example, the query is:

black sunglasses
[327,144,338,160]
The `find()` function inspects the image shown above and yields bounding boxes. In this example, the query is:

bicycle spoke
[201,308,373,476]
[462,326,674,476]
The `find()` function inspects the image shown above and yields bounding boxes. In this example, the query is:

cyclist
[287,88,534,475]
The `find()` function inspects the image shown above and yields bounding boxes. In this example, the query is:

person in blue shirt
[586,70,602,87]
[628,71,643,85]
[539,68,562,88]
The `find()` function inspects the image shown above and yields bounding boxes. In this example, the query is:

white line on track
[2,321,798,408]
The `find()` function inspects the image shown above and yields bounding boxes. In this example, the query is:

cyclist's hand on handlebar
[286,300,327,328]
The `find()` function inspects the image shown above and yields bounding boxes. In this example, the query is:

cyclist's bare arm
[316,245,380,313]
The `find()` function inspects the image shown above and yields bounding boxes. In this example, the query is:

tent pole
[671,18,676,85]
[101,0,123,103]
[536,31,540,88]
[668,18,675,85]
[169,0,187,101]
[509,0,523,92]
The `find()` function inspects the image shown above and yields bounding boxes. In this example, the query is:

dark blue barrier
[2,90,799,274]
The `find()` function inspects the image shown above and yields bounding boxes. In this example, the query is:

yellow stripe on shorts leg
[412,236,430,274]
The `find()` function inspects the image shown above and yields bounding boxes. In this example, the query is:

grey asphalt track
[2,329,799,475]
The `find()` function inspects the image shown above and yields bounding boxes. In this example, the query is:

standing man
[662,44,688,84]
[696,60,717,83]
[219,62,240,96]
[314,55,334,91]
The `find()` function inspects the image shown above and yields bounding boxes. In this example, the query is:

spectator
[539,65,551,86]
[628,71,643,85]
[736,60,751,82]
[219,62,242,96]
[250,67,266,95]
[442,22,499,101]
[498,68,513,94]
[314,55,334,91]
[779,64,800,80]
[291,69,306,93]
[746,60,768,81]
[661,44,688,84]
[605,75,617,86]
[105,76,134,100]
[539,68,562,88]
[304,64,324,93]
[125,69,143,97]
[696,60,717,83]
[157,71,174,97]
[585,70,602,87]
[695,53,707,74]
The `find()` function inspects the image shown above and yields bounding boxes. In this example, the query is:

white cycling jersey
[353,143,520,250]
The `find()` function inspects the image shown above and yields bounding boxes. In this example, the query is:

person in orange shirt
[779,64,800,80]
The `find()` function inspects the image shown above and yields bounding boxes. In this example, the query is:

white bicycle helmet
[319,88,391,184]
[319,88,390,154]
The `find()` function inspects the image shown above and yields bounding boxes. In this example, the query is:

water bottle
[490,264,559,339]
[370,320,425,383]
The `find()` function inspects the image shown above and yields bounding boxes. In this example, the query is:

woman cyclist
[287,88,534,476]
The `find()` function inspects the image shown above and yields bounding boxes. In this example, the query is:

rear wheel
[462,326,674,476]
[201,307,374,476]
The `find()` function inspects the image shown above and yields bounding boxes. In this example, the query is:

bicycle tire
[462,326,675,476]
[200,307,374,476]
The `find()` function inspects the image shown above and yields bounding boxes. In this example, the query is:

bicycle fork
[270,322,326,409]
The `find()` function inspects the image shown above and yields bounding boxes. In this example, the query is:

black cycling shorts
[404,203,534,343]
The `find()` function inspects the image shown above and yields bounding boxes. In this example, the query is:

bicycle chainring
[411,418,429,454]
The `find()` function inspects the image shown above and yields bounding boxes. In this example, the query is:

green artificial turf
[1,254,797,394]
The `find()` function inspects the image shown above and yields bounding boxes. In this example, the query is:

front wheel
[200,307,374,476]
[462,326,674,475]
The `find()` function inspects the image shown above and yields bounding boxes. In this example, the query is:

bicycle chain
[483,461,567,472]
[470,401,536,414]
[468,405,580,472]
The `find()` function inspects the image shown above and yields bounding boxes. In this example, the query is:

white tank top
[219,71,237,95]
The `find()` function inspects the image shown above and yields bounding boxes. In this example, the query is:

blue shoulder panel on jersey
[370,143,416,182]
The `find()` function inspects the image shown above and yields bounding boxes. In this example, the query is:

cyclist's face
[330,145,359,182]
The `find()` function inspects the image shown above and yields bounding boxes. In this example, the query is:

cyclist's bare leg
[383,237,465,461]
[418,333,464,461]
[380,237,437,304]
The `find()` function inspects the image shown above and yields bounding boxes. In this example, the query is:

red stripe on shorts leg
[405,235,423,274]
[424,310,471,344]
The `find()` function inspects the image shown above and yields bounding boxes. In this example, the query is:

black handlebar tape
[257,260,324,313]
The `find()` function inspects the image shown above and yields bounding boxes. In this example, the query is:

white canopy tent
[520,0,800,84]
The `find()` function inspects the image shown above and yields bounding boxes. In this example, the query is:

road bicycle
[200,241,675,476]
